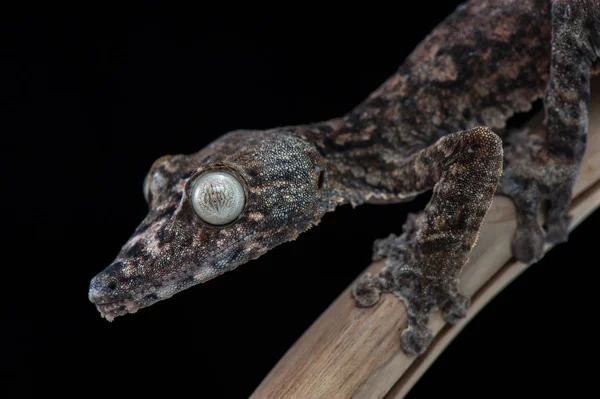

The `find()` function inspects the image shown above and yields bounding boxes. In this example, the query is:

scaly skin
[89,0,600,355]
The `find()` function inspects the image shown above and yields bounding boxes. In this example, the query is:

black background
[7,2,600,397]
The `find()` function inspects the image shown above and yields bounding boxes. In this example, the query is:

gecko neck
[293,89,433,207]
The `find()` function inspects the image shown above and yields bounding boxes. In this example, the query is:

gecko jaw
[88,263,225,322]
[93,300,140,322]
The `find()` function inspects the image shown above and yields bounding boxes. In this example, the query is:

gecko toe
[545,195,572,245]
[372,235,400,262]
[401,325,434,356]
[511,221,545,263]
[442,293,470,324]
[372,213,419,262]
[500,184,573,263]
[546,218,570,244]
[352,273,382,307]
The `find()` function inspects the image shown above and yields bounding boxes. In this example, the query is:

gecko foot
[352,212,471,355]
[364,266,468,355]
[498,129,575,263]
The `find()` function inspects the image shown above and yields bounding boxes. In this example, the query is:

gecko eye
[143,174,151,203]
[190,171,246,225]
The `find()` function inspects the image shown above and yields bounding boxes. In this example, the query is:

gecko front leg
[499,0,600,262]
[352,127,503,355]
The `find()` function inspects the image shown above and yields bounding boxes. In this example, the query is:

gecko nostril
[89,274,119,303]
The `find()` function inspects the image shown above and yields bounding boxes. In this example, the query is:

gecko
[89,0,600,355]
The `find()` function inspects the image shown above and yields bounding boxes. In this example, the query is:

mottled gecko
[89,0,600,355]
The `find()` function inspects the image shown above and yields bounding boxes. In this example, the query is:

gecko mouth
[89,285,170,321]
[93,299,141,322]
[89,272,199,321]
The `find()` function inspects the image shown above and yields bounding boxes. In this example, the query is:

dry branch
[250,80,600,399]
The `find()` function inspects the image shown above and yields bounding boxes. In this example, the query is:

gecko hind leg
[499,0,600,263]
[353,127,503,355]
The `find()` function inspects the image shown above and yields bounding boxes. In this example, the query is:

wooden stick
[250,81,600,399]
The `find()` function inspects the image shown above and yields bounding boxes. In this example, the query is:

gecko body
[90,0,600,354]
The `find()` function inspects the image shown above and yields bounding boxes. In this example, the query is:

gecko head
[89,128,330,321]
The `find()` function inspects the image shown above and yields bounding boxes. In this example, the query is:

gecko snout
[89,265,147,321]
[88,268,120,304]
